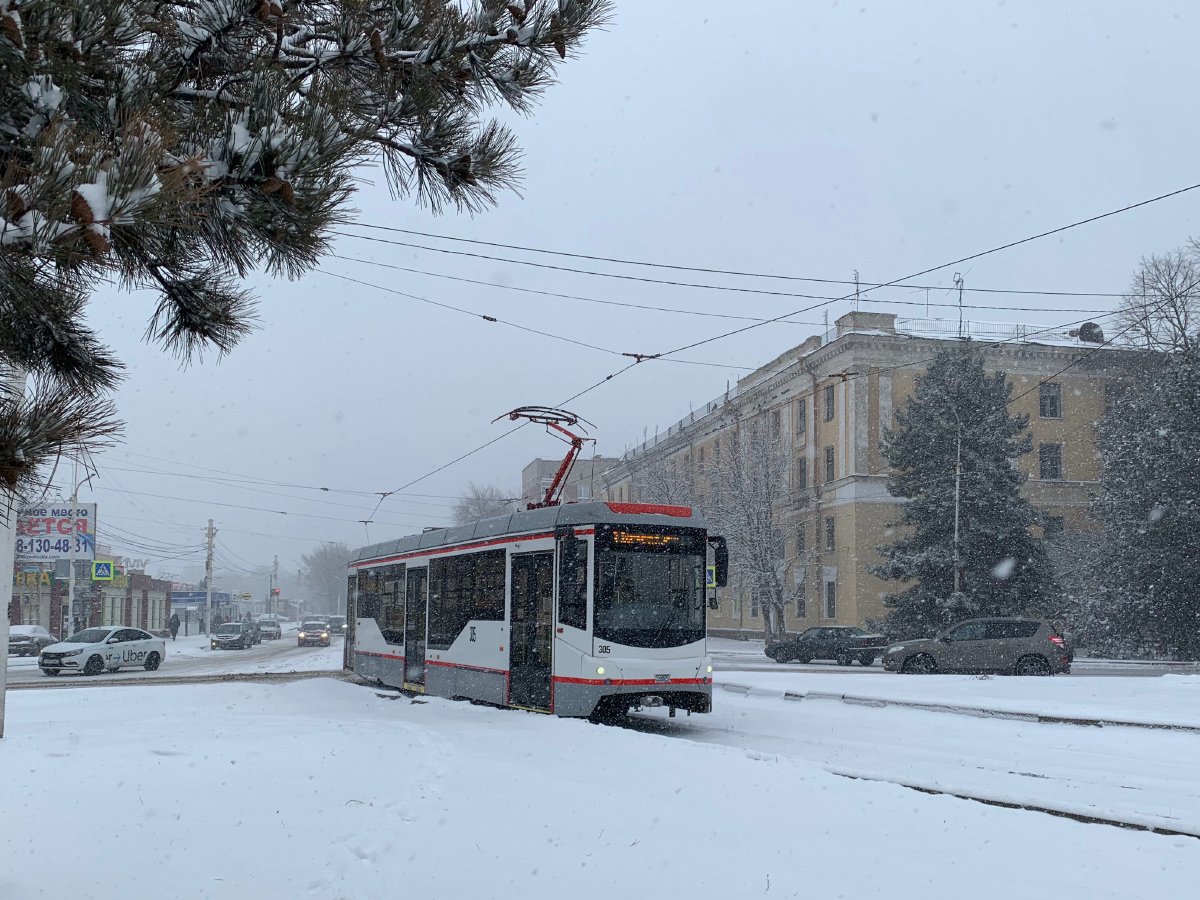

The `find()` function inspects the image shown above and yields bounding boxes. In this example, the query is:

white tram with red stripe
[347,501,727,720]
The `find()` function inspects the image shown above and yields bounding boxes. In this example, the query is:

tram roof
[351,501,706,565]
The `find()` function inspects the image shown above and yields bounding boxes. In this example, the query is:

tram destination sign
[14,503,97,563]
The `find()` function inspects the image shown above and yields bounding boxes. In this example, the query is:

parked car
[258,620,282,641]
[40,627,165,676]
[297,621,331,648]
[326,615,346,635]
[883,617,1071,675]
[211,622,254,650]
[765,626,888,666]
[9,624,56,657]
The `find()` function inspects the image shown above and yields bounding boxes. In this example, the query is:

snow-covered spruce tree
[0,0,609,496]
[872,348,1056,638]
[1096,350,1200,660]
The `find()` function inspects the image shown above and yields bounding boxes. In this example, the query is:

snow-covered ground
[5,624,343,682]
[2,678,1196,900]
[713,670,1200,729]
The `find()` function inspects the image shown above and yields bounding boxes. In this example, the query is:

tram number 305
[597,645,611,654]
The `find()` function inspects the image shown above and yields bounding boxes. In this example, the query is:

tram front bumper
[555,655,713,718]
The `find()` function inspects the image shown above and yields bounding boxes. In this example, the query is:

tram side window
[558,534,588,631]
[380,564,405,645]
[358,570,382,621]
[428,549,506,650]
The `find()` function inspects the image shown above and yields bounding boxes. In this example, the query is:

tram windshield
[593,526,706,648]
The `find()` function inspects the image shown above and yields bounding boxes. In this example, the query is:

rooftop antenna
[853,270,860,312]
[494,407,595,509]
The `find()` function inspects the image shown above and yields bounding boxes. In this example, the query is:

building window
[1039,383,1062,419]
[824,385,836,421]
[796,398,807,436]
[796,457,807,490]
[750,594,759,619]
[577,483,591,501]
[823,579,836,619]
[796,523,806,554]
[698,446,705,466]
[771,409,781,440]
[1039,443,1063,480]
[732,594,741,617]
[824,446,835,483]
[795,594,806,619]
[1044,515,1065,539]
[825,517,836,552]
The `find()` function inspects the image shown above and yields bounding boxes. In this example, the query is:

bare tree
[1118,247,1200,353]
[453,482,518,525]
[705,422,792,639]
[299,542,353,615]
[626,448,695,506]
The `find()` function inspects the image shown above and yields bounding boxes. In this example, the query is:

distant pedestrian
[169,613,180,641]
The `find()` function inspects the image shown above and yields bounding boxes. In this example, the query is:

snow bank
[0,679,1195,899]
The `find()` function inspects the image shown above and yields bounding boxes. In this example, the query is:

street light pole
[953,424,963,595]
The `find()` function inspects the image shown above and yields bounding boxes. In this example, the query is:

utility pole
[953,425,963,595]
[271,554,279,615]
[67,459,77,640]
[954,272,965,339]
[204,519,215,639]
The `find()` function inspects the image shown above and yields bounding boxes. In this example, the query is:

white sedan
[39,626,166,677]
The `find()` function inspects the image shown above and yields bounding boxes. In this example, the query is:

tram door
[509,552,554,711]
[404,567,428,688]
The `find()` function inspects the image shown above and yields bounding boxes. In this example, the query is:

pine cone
[70,191,94,226]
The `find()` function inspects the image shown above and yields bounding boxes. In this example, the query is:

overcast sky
[71,0,1200,590]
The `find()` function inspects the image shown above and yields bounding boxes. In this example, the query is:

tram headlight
[596,666,604,675]
[707,665,713,673]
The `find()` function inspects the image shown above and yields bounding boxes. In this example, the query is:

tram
[347,501,727,720]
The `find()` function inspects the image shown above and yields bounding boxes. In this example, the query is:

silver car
[883,617,1071,675]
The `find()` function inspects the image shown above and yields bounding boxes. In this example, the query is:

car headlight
[62,649,83,657]
[298,632,306,638]
[320,632,328,638]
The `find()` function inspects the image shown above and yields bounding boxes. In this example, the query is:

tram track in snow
[619,705,1200,844]
[6,669,354,691]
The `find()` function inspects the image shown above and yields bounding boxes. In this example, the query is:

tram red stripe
[426,659,508,676]
[604,502,693,518]
[553,676,704,686]
[355,650,404,660]
[352,528,595,568]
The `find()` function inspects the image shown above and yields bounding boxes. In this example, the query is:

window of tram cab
[558,529,588,631]
[593,525,706,649]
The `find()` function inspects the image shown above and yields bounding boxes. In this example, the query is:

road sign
[706,565,717,588]
[92,560,113,581]
[241,592,252,601]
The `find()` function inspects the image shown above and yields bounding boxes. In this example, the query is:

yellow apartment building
[600,311,1136,638]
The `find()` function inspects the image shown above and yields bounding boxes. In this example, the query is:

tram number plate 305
[654,674,671,684]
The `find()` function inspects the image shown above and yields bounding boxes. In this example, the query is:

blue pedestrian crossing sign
[706,565,717,588]
[92,561,114,581]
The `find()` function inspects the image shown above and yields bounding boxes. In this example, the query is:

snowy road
[709,636,1200,677]
[2,678,1196,900]
[4,627,344,684]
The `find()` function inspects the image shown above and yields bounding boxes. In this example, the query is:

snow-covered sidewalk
[1,678,1197,899]
[713,670,1200,730]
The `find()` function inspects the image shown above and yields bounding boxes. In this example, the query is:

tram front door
[509,552,554,711]
[404,567,428,689]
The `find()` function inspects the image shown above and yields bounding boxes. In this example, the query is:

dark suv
[766,626,888,666]
[883,617,1071,675]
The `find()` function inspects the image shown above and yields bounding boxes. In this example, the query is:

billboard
[170,591,232,606]
[14,503,96,563]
